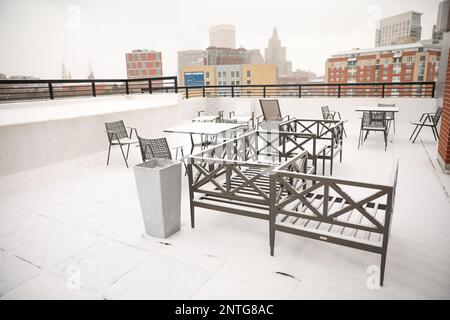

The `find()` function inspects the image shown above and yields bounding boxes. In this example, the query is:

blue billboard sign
[184,72,204,87]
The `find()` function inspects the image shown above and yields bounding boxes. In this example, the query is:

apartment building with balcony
[325,42,441,96]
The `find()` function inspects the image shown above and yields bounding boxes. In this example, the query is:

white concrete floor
[0,119,449,300]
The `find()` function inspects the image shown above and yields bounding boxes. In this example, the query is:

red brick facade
[438,48,450,170]
[126,50,163,79]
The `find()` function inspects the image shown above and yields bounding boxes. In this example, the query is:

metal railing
[0,76,178,102]
[0,77,435,103]
[180,81,435,99]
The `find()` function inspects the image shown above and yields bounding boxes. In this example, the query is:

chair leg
[125,144,130,160]
[393,116,396,133]
[431,126,437,140]
[364,130,370,141]
[432,126,440,140]
[118,143,129,168]
[409,124,419,140]
[358,129,363,148]
[412,124,424,143]
[384,131,387,151]
[106,144,112,166]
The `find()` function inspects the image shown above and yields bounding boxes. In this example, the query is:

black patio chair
[321,106,347,137]
[358,111,388,151]
[137,136,187,174]
[378,103,396,133]
[409,107,442,143]
[105,120,138,168]
[321,105,342,120]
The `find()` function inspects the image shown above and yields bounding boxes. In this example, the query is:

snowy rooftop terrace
[0,94,449,299]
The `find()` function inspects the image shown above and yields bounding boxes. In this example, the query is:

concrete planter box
[133,159,182,238]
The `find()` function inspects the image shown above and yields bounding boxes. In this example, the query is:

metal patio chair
[105,120,138,168]
[409,107,442,143]
[358,111,388,151]
[378,103,396,133]
[257,99,290,129]
[321,105,342,121]
[321,106,347,137]
[138,136,187,174]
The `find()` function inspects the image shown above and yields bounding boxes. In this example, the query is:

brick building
[125,49,163,79]
[205,47,247,66]
[325,42,441,96]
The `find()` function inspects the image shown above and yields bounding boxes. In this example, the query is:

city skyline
[0,0,442,79]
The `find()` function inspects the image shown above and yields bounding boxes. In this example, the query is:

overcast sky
[0,0,443,79]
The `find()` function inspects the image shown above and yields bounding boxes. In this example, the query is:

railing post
[298,85,302,98]
[337,84,341,98]
[174,77,178,93]
[91,81,96,97]
[48,82,54,100]
[202,86,205,97]
[185,87,189,99]
[148,80,152,94]
[431,82,435,98]
[382,83,385,98]
[263,86,266,98]
[125,80,129,95]
[231,86,234,98]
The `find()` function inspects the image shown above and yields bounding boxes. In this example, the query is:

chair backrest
[260,99,281,121]
[434,107,443,125]
[378,103,395,117]
[137,136,155,162]
[105,120,128,142]
[146,137,172,160]
[362,111,386,128]
[321,106,331,119]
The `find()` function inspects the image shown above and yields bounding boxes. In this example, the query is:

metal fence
[0,77,435,103]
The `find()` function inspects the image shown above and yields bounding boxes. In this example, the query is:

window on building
[419,56,426,62]
[223,81,227,85]
[231,80,235,85]
[231,71,235,77]
[247,70,251,77]
[206,72,210,78]
[223,71,227,77]
[206,81,210,85]
[247,80,251,84]
[418,75,424,81]
[236,81,240,85]
[236,71,240,77]
[218,71,222,78]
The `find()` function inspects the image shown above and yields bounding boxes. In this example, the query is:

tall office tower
[209,24,236,49]
[125,49,163,79]
[375,11,422,47]
[264,28,292,78]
